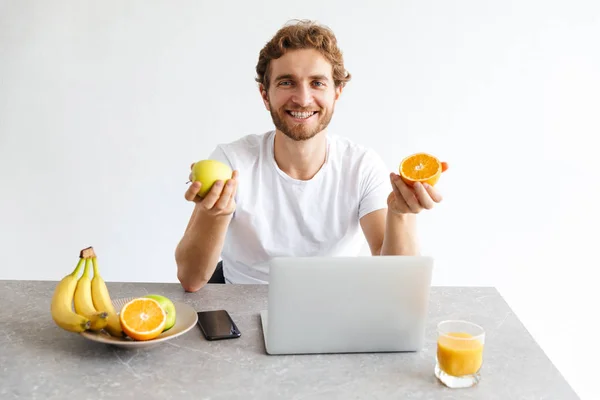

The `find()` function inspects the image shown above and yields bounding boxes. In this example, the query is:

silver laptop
[260,255,434,355]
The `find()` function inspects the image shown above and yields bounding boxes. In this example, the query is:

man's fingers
[201,180,225,209]
[404,185,422,213]
[414,182,435,210]
[226,176,239,211]
[425,184,443,203]
[390,174,403,199]
[388,178,409,214]
[188,163,197,182]
[223,170,240,209]
[394,175,421,213]
[214,179,236,210]
[184,181,202,202]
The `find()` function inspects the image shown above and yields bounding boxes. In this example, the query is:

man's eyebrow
[273,74,331,82]
[309,74,330,81]
[274,74,294,81]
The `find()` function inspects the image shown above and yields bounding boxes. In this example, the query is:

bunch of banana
[50,246,124,337]
[73,258,108,331]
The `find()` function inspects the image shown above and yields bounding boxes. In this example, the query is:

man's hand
[387,162,448,215]
[185,163,239,217]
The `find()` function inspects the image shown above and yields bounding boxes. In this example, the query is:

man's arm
[359,209,419,256]
[175,171,238,292]
[361,168,447,255]
[175,208,232,292]
[380,211,419,255]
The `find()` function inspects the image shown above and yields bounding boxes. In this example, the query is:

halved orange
[119,297,166,341]
[399,153,442,187]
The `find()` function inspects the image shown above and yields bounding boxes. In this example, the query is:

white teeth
[290,111,315,119]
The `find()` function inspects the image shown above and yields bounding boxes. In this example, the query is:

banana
[91,256,124,337]
[50,258,91,333]
[88,312,109,331]
[74,258,108,331]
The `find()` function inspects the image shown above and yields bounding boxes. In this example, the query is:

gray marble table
[0,281,578,399]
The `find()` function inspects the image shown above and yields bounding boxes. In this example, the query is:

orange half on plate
[119,297,167,341]
[399,153,442,187]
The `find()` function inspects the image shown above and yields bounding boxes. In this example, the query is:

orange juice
[437,332,483,376]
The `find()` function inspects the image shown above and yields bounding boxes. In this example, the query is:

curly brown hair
[255,20,352,92]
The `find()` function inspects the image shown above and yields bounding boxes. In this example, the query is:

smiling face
[261,49,342,141]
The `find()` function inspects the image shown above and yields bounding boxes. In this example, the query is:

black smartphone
[196,310,241,340]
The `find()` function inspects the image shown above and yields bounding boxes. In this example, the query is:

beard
[268,101,334,141]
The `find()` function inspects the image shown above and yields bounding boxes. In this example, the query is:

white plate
[80,297,198,349]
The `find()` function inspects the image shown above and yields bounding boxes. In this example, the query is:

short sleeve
[207,145,234,170]
[358,150,390,219]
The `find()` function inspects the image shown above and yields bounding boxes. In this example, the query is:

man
[175,20,447,292]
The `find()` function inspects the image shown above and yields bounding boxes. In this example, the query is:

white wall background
[1,0,598,398]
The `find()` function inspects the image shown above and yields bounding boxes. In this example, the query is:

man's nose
[291,84,313,108]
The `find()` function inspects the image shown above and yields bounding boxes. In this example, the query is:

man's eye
[279,81,292,86]
[313,81,325,87]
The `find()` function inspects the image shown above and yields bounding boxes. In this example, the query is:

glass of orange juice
[435,320,485,388]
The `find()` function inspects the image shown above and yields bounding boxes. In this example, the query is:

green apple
[144,294,176,331]
[191,159,233,198]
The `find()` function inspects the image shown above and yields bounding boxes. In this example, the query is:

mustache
[283,107,320,112]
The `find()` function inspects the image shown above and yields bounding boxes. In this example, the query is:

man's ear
[259,84,270,111]
[334,84,343,101]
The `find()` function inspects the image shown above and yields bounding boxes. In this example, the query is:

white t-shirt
[207,130,390,284]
